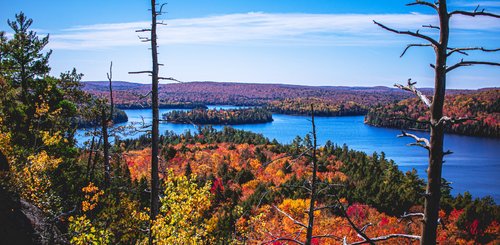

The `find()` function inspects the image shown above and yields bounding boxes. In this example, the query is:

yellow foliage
[68,215,112,245]
[81,182,104,212]
[40,130,62,146]
[16,151,63,211]
[147,169,213,244]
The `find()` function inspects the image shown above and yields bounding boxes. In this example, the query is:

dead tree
[102,61,114,188]
[374,1,499,244]
[129,0,168,242]
[265,105,320,245]
[305,104,318,245]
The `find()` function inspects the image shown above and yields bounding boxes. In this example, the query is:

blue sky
[1,0,499,89]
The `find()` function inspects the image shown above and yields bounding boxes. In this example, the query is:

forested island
[164,108,273,125]
[76,108,128,128]
[365,89,500,137]
[267,97,367,116]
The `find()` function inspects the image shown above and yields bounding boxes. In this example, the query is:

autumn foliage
[365,89,500,137]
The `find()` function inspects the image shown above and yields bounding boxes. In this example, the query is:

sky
[1,0,499,89]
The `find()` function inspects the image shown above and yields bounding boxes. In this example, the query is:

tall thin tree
[374,1,499,244]
[129,1,167,243]
[102,61,114,188]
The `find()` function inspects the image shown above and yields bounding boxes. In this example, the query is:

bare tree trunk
[102,108,110,188]
[305,105,318,245]
[86,135,95,182]
[421,2,449,244]
[149,0,161,241]
[101,62,114,189]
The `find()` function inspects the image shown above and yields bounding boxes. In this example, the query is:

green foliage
[165,107,273,125]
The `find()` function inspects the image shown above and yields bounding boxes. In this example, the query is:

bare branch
[360,223,373,234]
[406,1,438,11]
[346,234,421,245]
[447,60,500,73]
[129,71,153,74]
[312,234,342,240]
[139,91,152,100]
[422,24,440,30]
[444,150,453,156]
[450,9,500,18]
[373,20,439,47]
[399,212,425,222]
[394,79,432,108]
[447,47,500,57]
[398,131,430,150]
[158,3,168,15]
[273,205,307,229]
[135,28,152,32]
[329,194,375,245]
[400,44,433,57]
[436,116,474,127]
[158,77,183,83]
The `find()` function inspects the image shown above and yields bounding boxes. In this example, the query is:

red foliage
[311,238,320,245]
[379,217,389,226]
[347,203,367,220]
[211,177,224,194]
[468,219,480,236]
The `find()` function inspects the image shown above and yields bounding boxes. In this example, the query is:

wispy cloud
[47,12,500,50]
[451,1,500,8]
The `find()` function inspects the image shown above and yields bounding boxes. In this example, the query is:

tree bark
[101,108,110,188]
[150,0,160,226]
[305,105,317,245]
[421,2,449,244]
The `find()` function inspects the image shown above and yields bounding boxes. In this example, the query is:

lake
[76,106,500,202]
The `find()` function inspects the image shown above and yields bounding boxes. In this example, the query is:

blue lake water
[76,106,500,202]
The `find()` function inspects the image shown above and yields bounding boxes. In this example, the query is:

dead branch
[346,234,421,245]
[326,194,375,245]
[273,205,307,229]
[400,44,433,57]
[373,20,439,47]
[406,0,438,11]
[399,212,425,222]
[359,223,373,234]
[422,24,440,30]
[450,8,500,18]
[447,47,500,57]
[394,79,432,108]
[312,234,342,241]
[129,71,153,74]
[446,60,500,73]
[158,77,183,83]
[436,116,474,127]
[397,131,430,150]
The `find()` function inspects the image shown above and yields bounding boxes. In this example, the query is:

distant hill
[83,81,480,108]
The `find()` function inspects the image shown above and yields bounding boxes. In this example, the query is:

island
[163,108,273,125]
[76,108,128,128]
